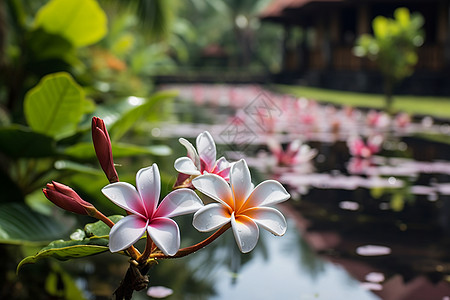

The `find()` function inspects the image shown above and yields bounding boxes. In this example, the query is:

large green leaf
[17,215,124,272]
[64,142,171,160]
[0,203,72,245]
[109,90,178,141]
[34,0,107,47]
[24,72,85,139]
[17,238,110,271]
[0,125,55,158]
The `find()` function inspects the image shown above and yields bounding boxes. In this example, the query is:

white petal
[155,188,203,218]
[231,213,259,253]
[244,207,287,236]
[102,182,146,217]
[193,203,231,232]
[179,138,200,168]
[109,215,148,252]
[243,180,290,210]
[147,217,180,256]
[214,157,230,172]
[192,174,233,209]
[196,131,216,172]
[230,160,253,209]
[174,157,201,175]
[136,164,160,217]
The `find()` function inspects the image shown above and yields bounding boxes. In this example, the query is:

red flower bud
[92,116,119,183]
[43,181,96,216]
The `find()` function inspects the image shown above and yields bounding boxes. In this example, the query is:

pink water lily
[102,164,203,256]
[267,138,317,166]
[174,131,231,181]
[347,135,383,158]
[192,159,290,253]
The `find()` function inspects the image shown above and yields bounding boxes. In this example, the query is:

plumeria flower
[174,131,231,181]
[267,138,317,166]
[347,135,383,158]
[102,164,203,256]
[192,159,290,253]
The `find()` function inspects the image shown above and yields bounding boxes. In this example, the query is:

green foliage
[109,90,178,141]
[354,7,424,82]
[0,203,72,245]
[34,0,107,47]
[0,125,55,158]
[353,7,424,111]
[24,72,86,139]
[17,216,124,272]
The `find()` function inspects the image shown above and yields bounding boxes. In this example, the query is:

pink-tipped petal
[231,213,259,253]
[179,138,200,168]
[244,207,287,236]
[109,215,148,252]
[102,182,146,217]
[213,157,230,172]
[136,164,160,217]
[155,188,203,218]
[230,160,253,209]
[147,217,180,256]
[174,157,201,175]
[196,131,216,172]
[243,180,290,210]
[193,203,231,232]
[192,174,234,209]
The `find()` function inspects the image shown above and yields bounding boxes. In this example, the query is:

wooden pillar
[438,0,450,68]
[357,3,370,36]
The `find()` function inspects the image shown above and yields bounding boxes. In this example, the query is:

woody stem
[150,223,231,259]
[137,233,154,263]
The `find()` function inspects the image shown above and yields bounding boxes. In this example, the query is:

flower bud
[92,116,119,183]
[43,181,96,216]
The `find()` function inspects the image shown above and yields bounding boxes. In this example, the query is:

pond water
[139,83,450,300]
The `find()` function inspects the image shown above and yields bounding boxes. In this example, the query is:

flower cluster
[44,118,291,259]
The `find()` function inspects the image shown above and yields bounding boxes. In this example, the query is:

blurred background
[1,0,450,299]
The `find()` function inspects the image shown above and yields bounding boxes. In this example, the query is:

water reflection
[154,83,450,299]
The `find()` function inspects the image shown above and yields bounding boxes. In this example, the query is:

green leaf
[17,238,110,272]
[17,215,124,272]
[64,142,172,160]
[0,203,72,245]
[34,0,107,47]
[84,215,123,237]
[54,160,102,175]
[109,90,178,141]
[24,72,85,139]
[0,125,55,158]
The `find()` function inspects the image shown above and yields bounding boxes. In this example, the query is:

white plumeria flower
[192,159,290,253]
[102,164,203,256]
[174,131,231,181]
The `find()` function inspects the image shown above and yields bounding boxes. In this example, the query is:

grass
[276,85,450,119]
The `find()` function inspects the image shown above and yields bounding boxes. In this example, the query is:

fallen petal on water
[147,286,174,298]
[356,245,391,256]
